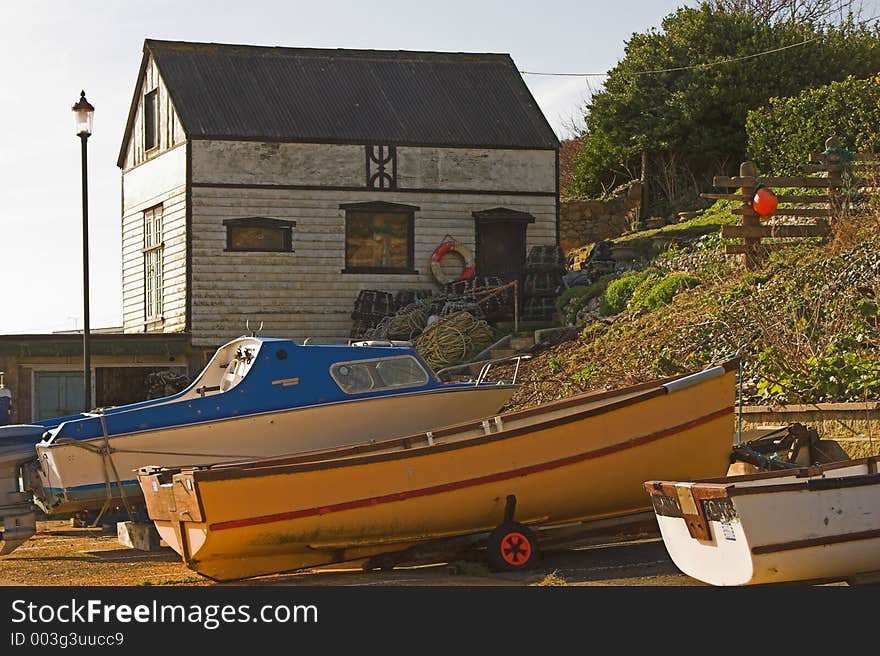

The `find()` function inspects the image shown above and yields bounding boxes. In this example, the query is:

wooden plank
[700,192,750,201]
[797,163,840,173]
[732,207,830,217]
[776,194,831,204]
[721,224,830,239]
[759,176,842,188]
[712,175,757,188]
[715,175,841,188]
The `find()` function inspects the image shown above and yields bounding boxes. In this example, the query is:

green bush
[625,271,665,311]
[757,350,880,403]
[629,274,701,312]
[600,269,653,315]
[747,75,880,174]
[568,6,880,209]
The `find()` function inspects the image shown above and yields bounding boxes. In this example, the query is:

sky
[0,0,875,334]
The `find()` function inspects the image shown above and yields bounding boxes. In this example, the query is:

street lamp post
[73,91,94,412]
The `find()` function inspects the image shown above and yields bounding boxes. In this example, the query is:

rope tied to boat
[63,412,136,527]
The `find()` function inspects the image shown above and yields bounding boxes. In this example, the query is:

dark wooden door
[475,221,527,285]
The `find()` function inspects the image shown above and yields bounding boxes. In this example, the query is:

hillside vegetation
[500,205,880,412]
[567,5,880,214]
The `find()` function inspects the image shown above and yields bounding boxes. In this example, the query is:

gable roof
[118,39,559,166]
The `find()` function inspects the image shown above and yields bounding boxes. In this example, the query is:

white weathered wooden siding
[190,140,555,193]
[192,142,364,186]
[396,147,555,192]
[121,54,186,171]
[121,144,187,334]
[189,186,555,346]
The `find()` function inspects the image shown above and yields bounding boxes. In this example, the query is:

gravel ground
[1,520,706,587]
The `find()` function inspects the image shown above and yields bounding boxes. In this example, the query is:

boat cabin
[37,336,484,443]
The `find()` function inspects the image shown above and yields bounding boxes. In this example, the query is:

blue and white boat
[0,335,518,552]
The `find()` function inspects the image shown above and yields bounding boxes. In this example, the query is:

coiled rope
[415,311,495,370]
[370,302,430,341]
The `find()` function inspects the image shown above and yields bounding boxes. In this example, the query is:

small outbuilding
[118,39,560,348]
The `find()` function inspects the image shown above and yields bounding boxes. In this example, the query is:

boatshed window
[143,204,164,321]
[341,202,418,274]
[144,89,158,151]
[331,356,428,395]
[223,217,296,252]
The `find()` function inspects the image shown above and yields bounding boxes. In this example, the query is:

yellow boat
[137,358,740,581]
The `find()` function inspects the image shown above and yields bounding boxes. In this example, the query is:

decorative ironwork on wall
[365,145,397,189]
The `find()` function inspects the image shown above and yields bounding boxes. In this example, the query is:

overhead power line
[519,12,880,79]
[519,36,820,78]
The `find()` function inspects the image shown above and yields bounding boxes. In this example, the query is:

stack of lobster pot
[394,289,434,309]
[522,245,566,322]
[437,276,509,321]
[350,289,398,338]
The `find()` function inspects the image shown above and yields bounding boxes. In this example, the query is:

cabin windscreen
[330,355,429,395]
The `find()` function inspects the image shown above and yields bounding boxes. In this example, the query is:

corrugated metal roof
[142,40,559,150]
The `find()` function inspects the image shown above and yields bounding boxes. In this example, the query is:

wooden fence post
[824,136,842,223]
[707,154,839,270]
[738,161,761,270]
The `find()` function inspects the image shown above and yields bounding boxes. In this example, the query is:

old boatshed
[118,39,560,347]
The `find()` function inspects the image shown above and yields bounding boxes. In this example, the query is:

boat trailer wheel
[487,521,539,572]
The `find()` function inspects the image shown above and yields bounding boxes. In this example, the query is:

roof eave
[117,40,191,169]
[116,43,151,169]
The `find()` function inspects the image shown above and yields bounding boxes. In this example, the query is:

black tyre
[486,521,540,572]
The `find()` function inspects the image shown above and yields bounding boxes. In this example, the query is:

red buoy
[753,186,778,217]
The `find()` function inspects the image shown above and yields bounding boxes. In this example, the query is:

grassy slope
[500,204,880,411]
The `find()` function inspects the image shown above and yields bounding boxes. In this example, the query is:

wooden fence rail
[701,137,877,270]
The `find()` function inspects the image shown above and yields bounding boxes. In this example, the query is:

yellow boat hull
[139,362,739,581]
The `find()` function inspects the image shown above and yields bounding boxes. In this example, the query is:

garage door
[34,372,85,420]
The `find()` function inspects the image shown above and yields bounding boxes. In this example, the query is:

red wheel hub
[499,531,532,566]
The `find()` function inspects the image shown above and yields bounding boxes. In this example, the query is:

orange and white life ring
[430,239,475,285]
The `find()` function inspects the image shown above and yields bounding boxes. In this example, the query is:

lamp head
[72,90,94,137]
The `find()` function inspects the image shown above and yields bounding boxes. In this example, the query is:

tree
[568,4,880,214]
[711,0,866,24]
[559,137,587,199]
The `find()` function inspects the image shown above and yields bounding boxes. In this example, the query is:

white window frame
[329,355,429,395]
[142,204,164,322]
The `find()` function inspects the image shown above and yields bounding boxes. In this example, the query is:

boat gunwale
[648,468,880,501]
[176,359,740,484]
[645,455,880,498]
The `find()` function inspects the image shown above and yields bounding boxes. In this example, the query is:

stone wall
[740,402,880,459]
[559,181,642,253]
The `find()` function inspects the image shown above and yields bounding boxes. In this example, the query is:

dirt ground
[1,520,711,587]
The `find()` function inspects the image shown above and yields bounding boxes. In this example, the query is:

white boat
[644,456,880,585]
